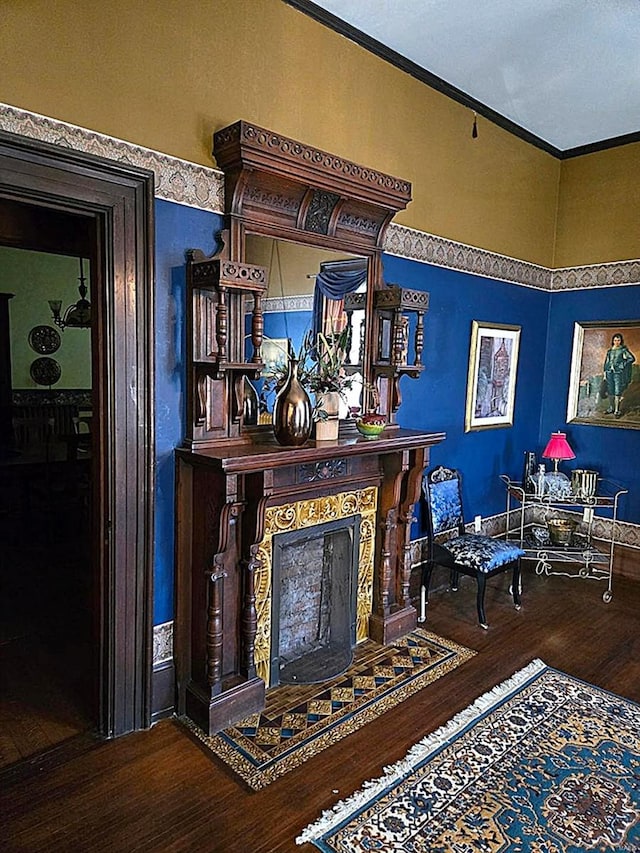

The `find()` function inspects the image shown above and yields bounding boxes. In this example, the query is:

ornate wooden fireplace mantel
[175,121,445,734]
[176,428,444,734]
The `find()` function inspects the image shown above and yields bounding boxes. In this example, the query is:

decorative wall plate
[30,356,62,386]
[28,324,61,355]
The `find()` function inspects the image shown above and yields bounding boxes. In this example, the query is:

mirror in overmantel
[244,235,368,428]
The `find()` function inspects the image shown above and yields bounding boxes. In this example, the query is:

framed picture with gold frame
[566,320,640,429]
[465,321,521,432]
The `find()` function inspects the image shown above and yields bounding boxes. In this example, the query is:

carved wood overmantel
[213,120,412,257]
[176,121,445,734]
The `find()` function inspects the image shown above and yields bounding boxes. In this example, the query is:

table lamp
[542,431,575,498]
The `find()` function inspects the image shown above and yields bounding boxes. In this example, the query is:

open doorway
[0,130,155,758]
[0,215,96,765]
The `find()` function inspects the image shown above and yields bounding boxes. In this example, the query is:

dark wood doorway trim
[0,130,155,737]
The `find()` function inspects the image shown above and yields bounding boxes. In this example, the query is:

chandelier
[48,257,91,329]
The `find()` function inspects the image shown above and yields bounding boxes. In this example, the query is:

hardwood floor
[2,551,639,853]
[0,534,94,769]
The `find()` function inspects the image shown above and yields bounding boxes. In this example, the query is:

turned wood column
[398,446,427,608]
[369,448,416,645]
[205,570,226,696]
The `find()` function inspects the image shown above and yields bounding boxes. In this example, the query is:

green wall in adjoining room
[0,247,92,389]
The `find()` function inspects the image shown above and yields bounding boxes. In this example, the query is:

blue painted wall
[151,200,639,624]
[382,255,549,528]
[154,200,223,624]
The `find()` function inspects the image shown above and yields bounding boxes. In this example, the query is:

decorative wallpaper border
[384,224,551,290]
[551,261,640,291]
[2,102,639,292]
[264,294,314,313]
[153,621,173,665]
[0,103,224,212]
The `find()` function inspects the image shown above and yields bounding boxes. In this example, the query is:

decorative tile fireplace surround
[256,486,377,686]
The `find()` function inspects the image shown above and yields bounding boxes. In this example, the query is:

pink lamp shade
[542,431,575,471]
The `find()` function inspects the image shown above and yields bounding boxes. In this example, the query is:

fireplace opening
[270,516,360,687]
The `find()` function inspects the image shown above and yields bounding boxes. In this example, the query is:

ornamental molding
[214,120,412,199]
[1,103,638,292]
[0,102,224,212]
[153,621,173,665]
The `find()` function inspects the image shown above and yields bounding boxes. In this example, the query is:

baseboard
[151,660,175,723]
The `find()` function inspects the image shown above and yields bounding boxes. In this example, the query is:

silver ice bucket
[571,469,598,499]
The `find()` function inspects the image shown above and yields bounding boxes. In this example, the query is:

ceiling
[288,0,640,157]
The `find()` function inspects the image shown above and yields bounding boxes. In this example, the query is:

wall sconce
[48,257,91,329]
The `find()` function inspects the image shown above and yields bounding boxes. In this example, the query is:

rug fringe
[295,658,547,845]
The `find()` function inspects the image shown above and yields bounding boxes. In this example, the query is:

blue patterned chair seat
[442,534,524,572]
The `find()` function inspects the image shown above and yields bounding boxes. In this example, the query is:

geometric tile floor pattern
[180,628,475,789]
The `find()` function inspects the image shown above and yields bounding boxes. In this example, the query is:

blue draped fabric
[313,267,367,336]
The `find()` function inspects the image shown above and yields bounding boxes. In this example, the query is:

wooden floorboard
[2,554,640,852]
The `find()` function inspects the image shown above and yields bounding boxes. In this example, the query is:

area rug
[180,628,474,789]
[297,660,640,851]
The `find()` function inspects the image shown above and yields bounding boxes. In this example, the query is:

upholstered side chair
[419,465,524,629]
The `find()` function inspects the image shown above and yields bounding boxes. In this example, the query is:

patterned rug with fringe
[297,660,640,852]
[180,628,474,790]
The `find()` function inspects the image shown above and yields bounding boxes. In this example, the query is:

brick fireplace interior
[271,516,360,687]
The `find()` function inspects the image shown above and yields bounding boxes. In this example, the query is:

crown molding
[284,0,560,158]
[285,1,640,162]
[1,103,638,292]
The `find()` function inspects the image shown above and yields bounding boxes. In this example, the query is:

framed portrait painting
[567,320,640,429]
[465,321,521,432]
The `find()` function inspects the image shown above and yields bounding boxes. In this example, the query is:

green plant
[260,328,354,422]
[302,327,354,421]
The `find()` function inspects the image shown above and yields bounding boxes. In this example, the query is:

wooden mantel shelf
[176,428,446,473]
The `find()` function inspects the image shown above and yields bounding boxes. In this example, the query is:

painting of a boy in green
[568,321,640,429]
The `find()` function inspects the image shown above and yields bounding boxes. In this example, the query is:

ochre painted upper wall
[554,142,640,267]
[1,0,561,267]
[3,1,636,268]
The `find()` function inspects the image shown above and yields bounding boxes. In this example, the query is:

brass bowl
[547,517,576,546]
